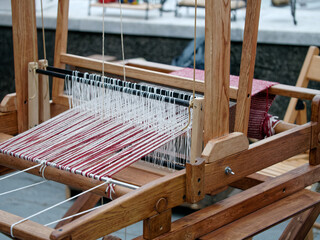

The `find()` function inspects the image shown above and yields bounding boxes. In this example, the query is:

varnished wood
[269,84,320,100]
[143,209,171,240]
[0,153,132,198]
[50,171,186,240]
[204,123,311,193]
[202,132,249,163]
[279,204,320,240]
[274,120,297,133]
[0,93,17,112]
[28,62,39,129]
[59,53,238,100]
[11,0,38,133]
[186,158,205,203]
[0,111,18,135]
[38,59,51,123]
[310,95,320,165]
[148,164,320,240]
[204,0,230,144]
[52,0,69,102]
[284,46,320,123]
[0,210,53,240]
[234,0,261,135]
[190,98,204,164]
[200,190,320,240]
[229,173,272,190]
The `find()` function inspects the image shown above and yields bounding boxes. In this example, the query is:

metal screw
[225,166,235,175]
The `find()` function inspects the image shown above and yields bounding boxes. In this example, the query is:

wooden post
[310,95,320,165]
[28,62,39,129]
[234,0,262,135]
[204,0,231,144]
[52,0,69,104]
[190,98,204,164]
[38,59,51,123]
[11,0,38,133]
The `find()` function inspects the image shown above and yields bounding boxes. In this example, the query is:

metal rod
[36,68,191,107]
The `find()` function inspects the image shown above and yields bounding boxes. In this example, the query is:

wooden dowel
[28,62,39,129]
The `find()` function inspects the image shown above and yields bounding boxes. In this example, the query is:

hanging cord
[0,163,42,181]
[102,1,105,79]
[40,0,47,61]
[119,1,126,81]
[182,0,198,131]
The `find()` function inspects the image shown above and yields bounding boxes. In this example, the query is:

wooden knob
[155,197,167,213]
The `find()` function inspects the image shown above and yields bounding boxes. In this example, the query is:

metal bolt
[225,166,235,175]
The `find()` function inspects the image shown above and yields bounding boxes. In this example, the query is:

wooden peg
[310,95,320,165]
[143,209,171,240]
[38,59,51,123]
[28,62,39,129]
[190,98,204,164]
[186,158,205,203]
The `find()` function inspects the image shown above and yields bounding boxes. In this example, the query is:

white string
[0,180,47,197]
[10,181,107,238]
[44,205,102,227]
[119,1,126,81]
[0,163,42,181]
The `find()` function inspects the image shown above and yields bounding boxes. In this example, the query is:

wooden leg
[279,203,320,240]
[55,192,101,229]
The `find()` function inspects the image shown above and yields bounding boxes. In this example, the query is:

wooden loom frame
[1,0,320,239]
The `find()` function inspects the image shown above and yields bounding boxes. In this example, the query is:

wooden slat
[307,55,320,81]
[279,204,320,240]
[0,210,53,240]
[28,62,39,129]
[283,46,319,123]
[134,164,320,240]
[200,190,320,239]
[204,0,231,144]
[11,0,38,133]
[60,53,239,98]
[204,123,312,193]
[234,0,261,135]
[52,0,69,101]
[50,170,186,240]
[190,98,204,163]
[269,84,320,100]
[38,59,51,123]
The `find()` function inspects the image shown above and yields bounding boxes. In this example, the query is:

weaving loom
[1,0,320,239]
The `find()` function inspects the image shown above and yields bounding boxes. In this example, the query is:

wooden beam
[0,153,131,199]
[11,0,38,133]
[269,84,320,101]
[204,123,311,193]
[279,203,320,240]
[0,210,53,240]
[310,95,320,165]
[200,190,320,239]
[234,0,261,135]
[50,170,186,240]
[190,98,204,164]
[204,0,230,144]
[52,0,69,101]
[147,164,320,240]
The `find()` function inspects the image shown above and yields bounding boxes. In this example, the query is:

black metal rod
[36,68,191,107]
[46,66,192,101]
